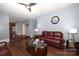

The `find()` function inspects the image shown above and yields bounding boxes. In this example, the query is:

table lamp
[35,28,38,35]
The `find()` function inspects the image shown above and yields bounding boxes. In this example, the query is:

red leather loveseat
[35,31,65,49]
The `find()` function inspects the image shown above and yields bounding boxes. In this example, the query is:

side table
[66,40,76,55]
[75,42,79,55]
[66,40,76,49]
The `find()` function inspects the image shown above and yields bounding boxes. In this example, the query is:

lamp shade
[69,28,77,33]
[35,28,38,32]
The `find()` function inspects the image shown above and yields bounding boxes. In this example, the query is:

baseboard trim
[0,39,10,42]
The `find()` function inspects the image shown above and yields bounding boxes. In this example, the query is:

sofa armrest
[60,39,65,44]
[51,38,65,43]
[0,42,12,56]
[0,41,7,47]
[53,36,65,43]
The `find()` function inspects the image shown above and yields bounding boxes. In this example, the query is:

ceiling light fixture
[19,3,37,12]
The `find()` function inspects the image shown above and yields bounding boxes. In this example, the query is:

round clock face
[51,16,60,24]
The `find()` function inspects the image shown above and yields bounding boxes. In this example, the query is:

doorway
[9,22,16,41]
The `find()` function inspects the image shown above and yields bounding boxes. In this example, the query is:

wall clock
[51,16,60,24]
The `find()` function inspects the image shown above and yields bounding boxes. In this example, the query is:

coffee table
[27,41,47,56]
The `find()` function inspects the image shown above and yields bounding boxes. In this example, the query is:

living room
[0,1,79,56]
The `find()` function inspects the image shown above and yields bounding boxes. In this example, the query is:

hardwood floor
[8,45,31,56]
[8,36,76,56]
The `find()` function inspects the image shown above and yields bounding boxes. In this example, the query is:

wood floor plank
[8,36,76,56]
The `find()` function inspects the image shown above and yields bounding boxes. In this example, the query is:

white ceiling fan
[19,3,37,12]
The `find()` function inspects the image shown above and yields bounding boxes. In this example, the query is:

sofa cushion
[42,31,48,38]
[51,40,60,43]
[42,35,47,38]
[42,31,48,35]
[39,37,46,40]
[47,32,53,36]
[47,36,53,39]
[53,36,61,40]
[53,32,62,37]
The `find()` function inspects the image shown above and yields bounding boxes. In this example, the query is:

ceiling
[0,1,71,22]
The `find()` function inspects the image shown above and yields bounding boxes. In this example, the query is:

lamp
[68,28,77,41]
[35,28,38,32]
[35,28,38,35]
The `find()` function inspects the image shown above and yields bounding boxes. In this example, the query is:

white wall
[15,22,23,35]
[37,4,79,41]
[26,20,37,36]
[0,12,9,42]
[15,20,37,36]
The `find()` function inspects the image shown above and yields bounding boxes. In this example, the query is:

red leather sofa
[35,31,65,49]
[0,42,12,56]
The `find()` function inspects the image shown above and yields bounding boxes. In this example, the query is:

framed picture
[51,16,60,24]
